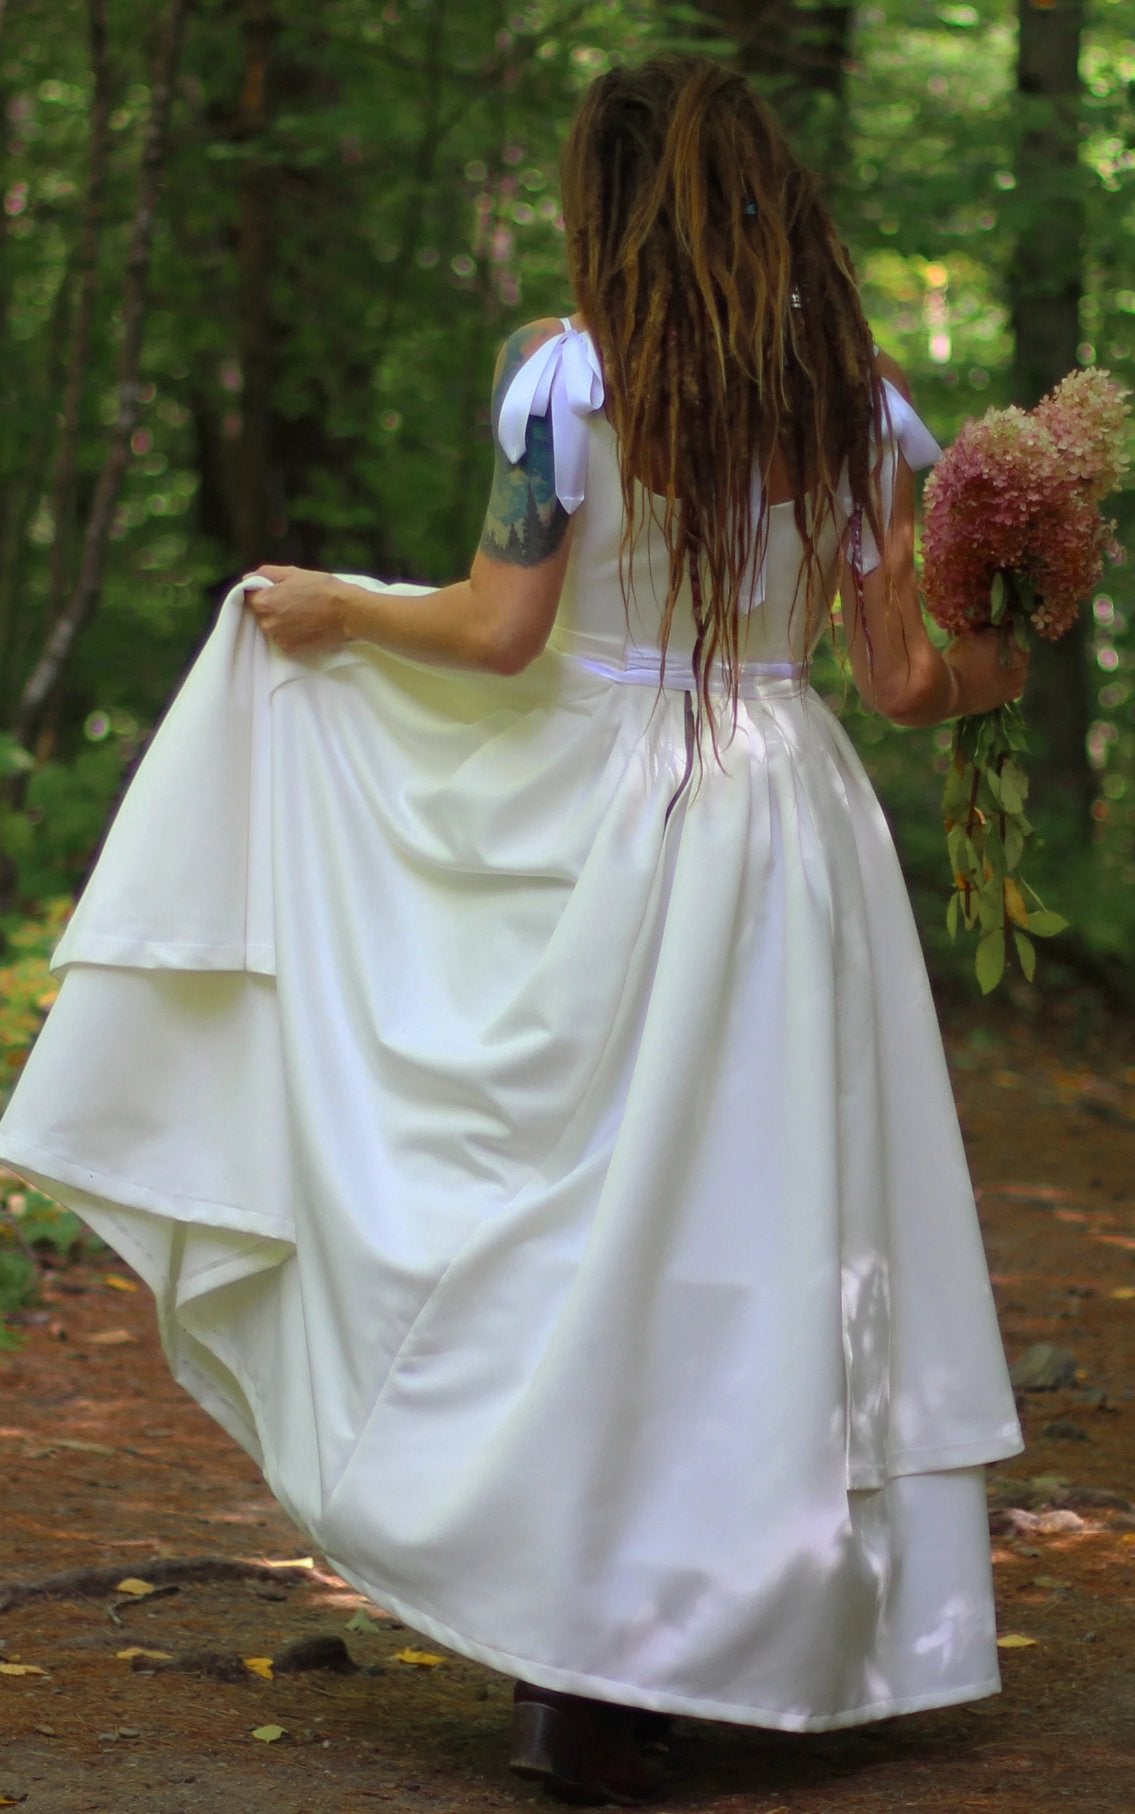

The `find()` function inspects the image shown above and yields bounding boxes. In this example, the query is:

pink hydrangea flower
[1035,367,1130,503]
[922,370,1129,642]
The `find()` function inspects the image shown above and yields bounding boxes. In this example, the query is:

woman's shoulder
[491,316,572,397]
[873,348,913,404]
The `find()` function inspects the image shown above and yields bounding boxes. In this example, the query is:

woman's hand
[943,625,1030,718]
[242,565,347,655]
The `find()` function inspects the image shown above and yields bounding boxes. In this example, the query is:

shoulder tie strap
[854,377,943,573]
[496,321,606,514]
[877,377,942,470]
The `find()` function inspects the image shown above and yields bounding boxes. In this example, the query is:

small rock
[1010,1343,1079,1392]
[1056,1484,1133,1511]
[273,1634,357,1676]
[1042,1421,1089,1442]
[992,1506,1086,1537]
[1078,1388,1120,1412]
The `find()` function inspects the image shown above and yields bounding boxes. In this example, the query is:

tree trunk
[45,0,114,631]
[692,0,854,180]
[233,0,276,570]
[1009,0,1092,833]
[12,0,193,753]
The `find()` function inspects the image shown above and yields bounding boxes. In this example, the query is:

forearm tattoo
[478,326,570,566]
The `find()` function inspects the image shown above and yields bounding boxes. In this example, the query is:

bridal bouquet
[921,368,1130,993]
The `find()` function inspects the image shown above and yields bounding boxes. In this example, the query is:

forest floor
[1,1005,1134,1814]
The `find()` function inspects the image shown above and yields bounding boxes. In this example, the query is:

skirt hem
[317,1552,1005,1733]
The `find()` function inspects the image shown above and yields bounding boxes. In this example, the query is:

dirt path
[2,1015,1134,1813]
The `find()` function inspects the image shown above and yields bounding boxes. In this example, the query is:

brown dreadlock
[560,55,888,758]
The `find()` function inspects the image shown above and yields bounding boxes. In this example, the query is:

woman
[0,56,1026,1807]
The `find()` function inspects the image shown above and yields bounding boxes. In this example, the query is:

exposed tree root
[0,1555,312,1614]
[138,1633,359,1679]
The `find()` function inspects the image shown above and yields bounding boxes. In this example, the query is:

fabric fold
[0,324,1023,1733]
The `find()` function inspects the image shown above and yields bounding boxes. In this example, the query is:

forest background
[0,0,1132,1029]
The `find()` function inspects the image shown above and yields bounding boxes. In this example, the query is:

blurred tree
[0,0,1131,984]
[12,0,191,758]
[1009,0,1093,829]
[689,0,854,176]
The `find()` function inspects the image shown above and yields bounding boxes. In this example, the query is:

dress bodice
[497,318,940,679]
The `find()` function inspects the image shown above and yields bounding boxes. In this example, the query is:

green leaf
[989,572,1007,625]
[983,765,1002,806]
[976,931,1006,994]
[1013,929,1037,981]
[978,880,1003,933]
[1003,820,1026,869]
[983,817,1006,872]
[1026,910,1070,938]
[998,761,1028,813]
[946,892,960,938]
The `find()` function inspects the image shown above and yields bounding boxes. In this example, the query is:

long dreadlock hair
[560,55,888,761]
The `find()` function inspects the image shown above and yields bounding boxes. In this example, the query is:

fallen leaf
[243,1657,274,1680]
[1109,1287,1135,1301]
[116,1648,172,1662]
[114,1578,157,1598]
[344,1610,381,1633]
[996,1634,1039,1649]
[251,1724,287,1742]
[88,1330,138,1347]
[102,1274,138,1293]
[0,1663,47,1676]
[394,1647,446,1668]
[259,1556,314,1569]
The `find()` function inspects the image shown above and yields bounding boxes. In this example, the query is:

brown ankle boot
[510,1681,669,1806]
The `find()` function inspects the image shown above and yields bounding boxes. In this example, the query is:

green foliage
[0,1247,40,1314]
[0,0,1131,988]
[0,745,126,903]
[0,901,69,1104]
[0,1178,107,1350]
[8,1189,92,1261]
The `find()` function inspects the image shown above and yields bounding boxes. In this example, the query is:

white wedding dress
[0,322,1022,1731]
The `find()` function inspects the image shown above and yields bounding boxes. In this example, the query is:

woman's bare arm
[838,360,1027,726]
[245,317,576,675]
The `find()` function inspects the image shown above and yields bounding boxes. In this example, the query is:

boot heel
[510,1700,582,1787]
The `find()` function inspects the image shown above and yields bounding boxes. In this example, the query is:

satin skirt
[0,582,1022,1728]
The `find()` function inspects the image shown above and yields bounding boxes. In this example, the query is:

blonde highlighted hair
[560,55,886,756]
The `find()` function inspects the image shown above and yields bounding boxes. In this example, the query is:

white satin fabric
[0,328,1021,1731]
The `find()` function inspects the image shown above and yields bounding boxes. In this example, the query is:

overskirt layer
[0,583,1022,1727]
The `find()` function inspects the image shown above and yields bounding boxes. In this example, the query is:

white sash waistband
[555,646,805,696]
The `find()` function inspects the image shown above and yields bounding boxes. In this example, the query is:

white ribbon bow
[877,378,943,469]
[497,324,606,515]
